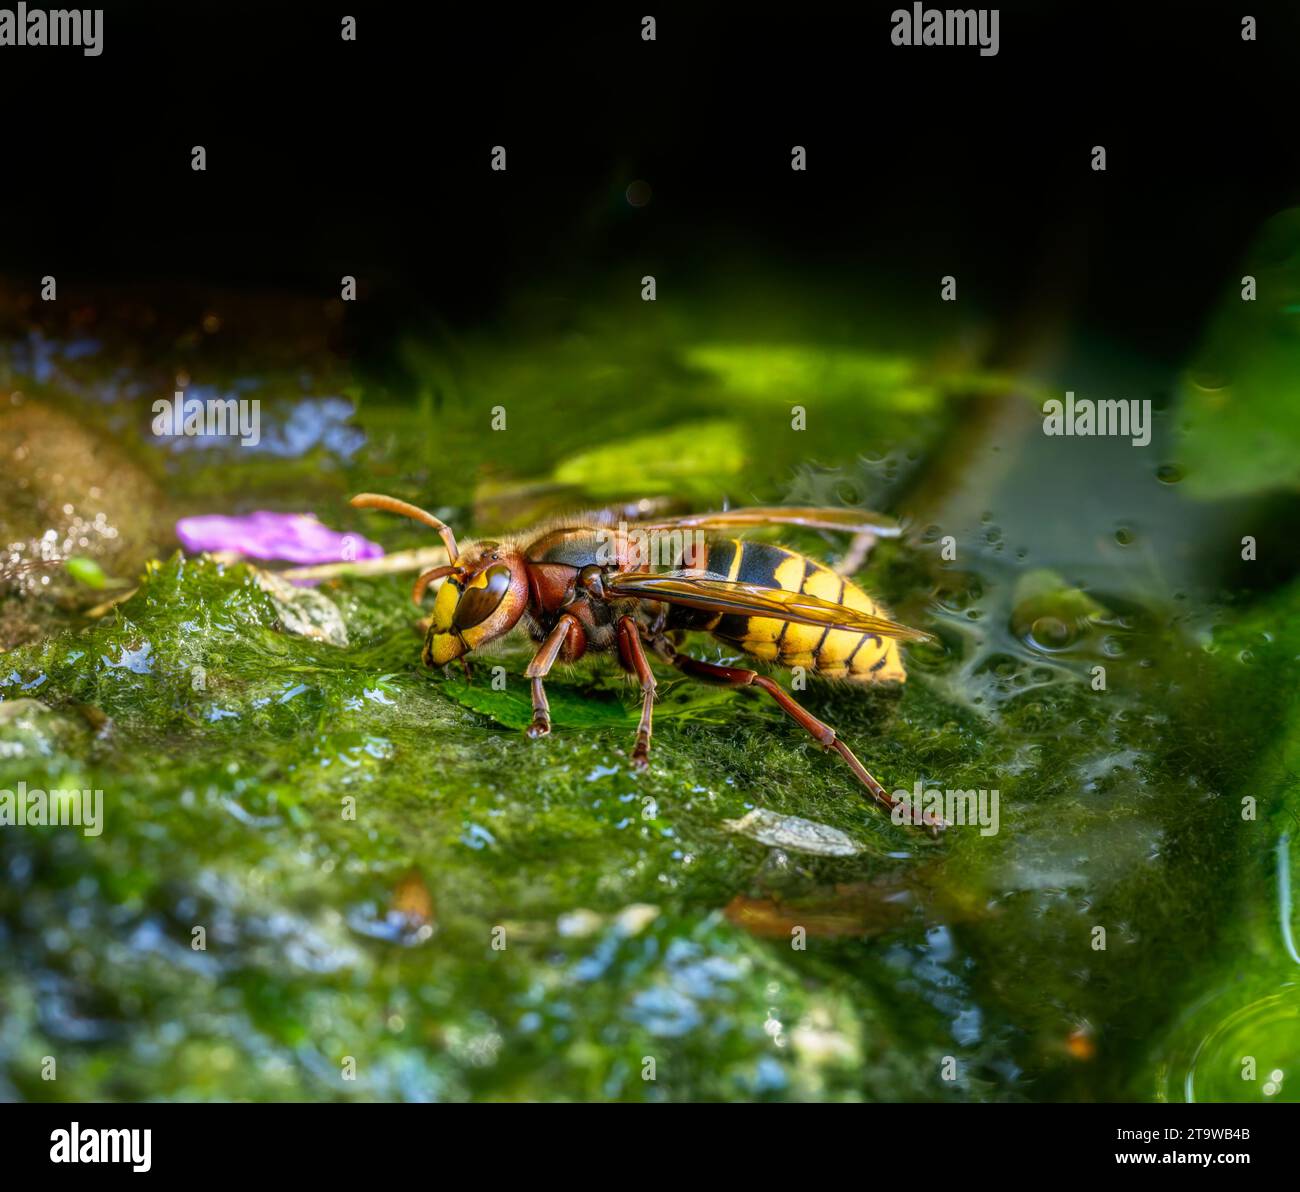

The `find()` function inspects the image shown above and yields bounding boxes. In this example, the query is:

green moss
[2,282,1297,1103]
[0,529,1282,1103]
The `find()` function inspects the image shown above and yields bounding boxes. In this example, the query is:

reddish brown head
[349,494,529,665]
[423,539,529,664]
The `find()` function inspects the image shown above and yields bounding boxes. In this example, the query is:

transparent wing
[604,572,932,641]
[633,506,902,538]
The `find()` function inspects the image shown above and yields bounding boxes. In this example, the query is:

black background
[2,2,1298,361]
[3,1099,1289,1176]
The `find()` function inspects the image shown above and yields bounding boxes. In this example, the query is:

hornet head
[350,493,529,666]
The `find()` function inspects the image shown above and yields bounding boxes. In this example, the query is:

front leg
[524,613,581,738]
[615,616,657,768]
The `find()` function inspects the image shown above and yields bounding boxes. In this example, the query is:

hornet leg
[661,648,944,836]
[616,616,658,768]
[524,614,580,739]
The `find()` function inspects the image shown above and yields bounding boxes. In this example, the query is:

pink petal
[175,512,384,565]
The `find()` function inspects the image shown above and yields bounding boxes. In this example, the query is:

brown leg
[524,614,579,739]
[616,616,657,768]
[664,649,944,836]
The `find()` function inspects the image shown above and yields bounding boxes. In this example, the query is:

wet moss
[2,290,1298,1102]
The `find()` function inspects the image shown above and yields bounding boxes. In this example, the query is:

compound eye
[452,564,512,631]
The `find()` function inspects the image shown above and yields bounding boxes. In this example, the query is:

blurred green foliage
[1178,207,1300,498]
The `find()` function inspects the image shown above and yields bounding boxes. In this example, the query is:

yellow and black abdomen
[683,539,906,683]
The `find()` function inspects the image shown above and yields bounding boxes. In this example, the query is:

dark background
[3,1,1298,362]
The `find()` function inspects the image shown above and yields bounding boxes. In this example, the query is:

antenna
[350,492,459,561]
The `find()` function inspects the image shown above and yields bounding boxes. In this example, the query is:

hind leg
[659,646,943,835]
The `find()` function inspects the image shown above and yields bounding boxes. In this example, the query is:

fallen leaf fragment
[723,807,862,856]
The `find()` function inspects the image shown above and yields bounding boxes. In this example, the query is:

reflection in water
[1165,986,1300,1104]
[1280,834,1300,967]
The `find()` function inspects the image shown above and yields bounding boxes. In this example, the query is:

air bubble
[1029,616,1073,650]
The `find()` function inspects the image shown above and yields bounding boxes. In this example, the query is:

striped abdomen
[675,539,907,683]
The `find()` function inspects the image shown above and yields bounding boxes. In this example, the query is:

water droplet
[1156,463,1184,485]
[1029,616,1073,650]
[1114,527,1135,546]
